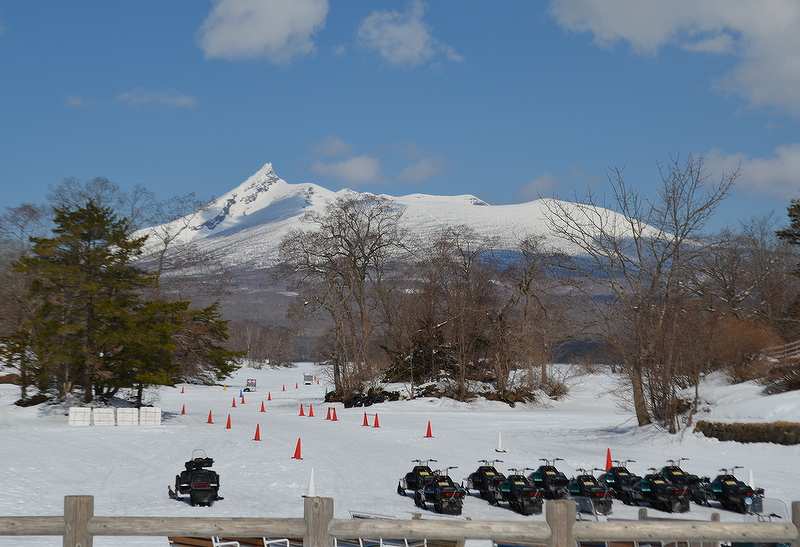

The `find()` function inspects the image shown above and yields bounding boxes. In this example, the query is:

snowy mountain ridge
[141,162,639,268]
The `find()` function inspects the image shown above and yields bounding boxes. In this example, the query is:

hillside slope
[139,163,649,269]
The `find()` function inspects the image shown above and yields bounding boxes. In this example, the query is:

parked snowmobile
[598,460,642,505]
[527,458,570,500]
[495,469,544,515]
[463,460,507,505]
[414,467,466,515]
[168,450,222,507]
[568,468,613,515]
[397,459,438,496]
[658,458,710,505]
[705,467,764,514]
[636,468,691,513]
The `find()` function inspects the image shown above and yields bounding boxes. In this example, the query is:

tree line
[0,178,239,406]
[278,156,800,432]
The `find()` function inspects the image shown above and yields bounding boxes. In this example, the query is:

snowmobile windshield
[191,449,208,461]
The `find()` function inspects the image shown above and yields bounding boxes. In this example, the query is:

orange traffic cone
[295,383,299,389]
[259,401,266,413]
[267,392,272,401]
[225,414,232,430]
[605,448,613,471]
[240,395,246,405]
[180,386,185,394]
[282,384,286,391]
[331,408,338,421]
[180,404,186,416]
[373,413,380,428]
[206,410,214,424]
[292,437,303,460]
[308,404,315,417]
[325,407,332,420]
[362,412,369,427]
[299,403,305,417]
[424,420,433,438]
[253,424,261,441]
[231,397,237,408]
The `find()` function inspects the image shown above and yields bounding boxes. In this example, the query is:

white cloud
[681,33,735,54]
[358,0,462,66]
[117,90,198,109]
[199,0,328,62]
[315,135,351,158]
[65,96,85,109]
[517,175,558,201]
[398,157,442,182]
[312,155,381,185]
[550,0,800,115]
[706,144,800,198]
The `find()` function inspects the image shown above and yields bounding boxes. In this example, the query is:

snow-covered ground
[1,364,798,546]
[688,371,800,423]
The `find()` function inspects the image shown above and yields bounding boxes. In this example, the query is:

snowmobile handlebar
[412,459,437,466]
[478,459,503,465]
[539,458,564,466]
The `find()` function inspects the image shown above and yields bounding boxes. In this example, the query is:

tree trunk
[630,363,651,426]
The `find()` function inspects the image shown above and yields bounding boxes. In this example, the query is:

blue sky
[2,0,800,229]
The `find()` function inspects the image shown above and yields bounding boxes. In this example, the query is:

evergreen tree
[15,202,150,402]
[776,199,800,247]
[2,200,241,405]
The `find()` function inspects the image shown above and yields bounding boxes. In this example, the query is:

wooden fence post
[64,496,93,547]
[791,501,800,547]
[304,496,334,547]
[546,499,576,547]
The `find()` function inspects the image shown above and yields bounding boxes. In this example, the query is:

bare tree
[544,155,737,430]
[279,195,406,392]
[143,193,206,294]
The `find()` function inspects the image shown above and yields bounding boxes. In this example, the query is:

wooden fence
[0,496,798,547]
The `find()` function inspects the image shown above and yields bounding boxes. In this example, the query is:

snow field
[1,363,799,547]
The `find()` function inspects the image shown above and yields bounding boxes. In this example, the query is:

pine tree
[3,199,241,404]
[15,201,150,402]
[776,199,800,247]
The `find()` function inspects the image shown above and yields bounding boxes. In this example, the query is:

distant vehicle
[303,373,314,385]
[495,468,544,515]
[527,458,570,500]
[658,458,710,505]
[169,449,222,507]
[568,468,613,515]
[463,459,507,505]
[705,467,764,514]
[243,378,257,392]
[397,459,465,515]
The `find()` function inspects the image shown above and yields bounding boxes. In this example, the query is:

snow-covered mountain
[141,162,633,269]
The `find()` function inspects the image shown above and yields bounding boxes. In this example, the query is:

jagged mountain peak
[142,162,641,268]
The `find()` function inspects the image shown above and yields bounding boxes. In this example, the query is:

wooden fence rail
[0,496,797,547]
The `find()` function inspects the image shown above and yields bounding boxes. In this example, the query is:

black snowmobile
[658,458,710,505]
[598,460,642,505]
[705,467,764,514]
[168,450,222,507]
[397,459,438,496]
[495,469,544,515]
[414,467,466,515]
[636,468,691,513]
[527,458,570,500]
[463,460,507,505]
[567,468,613,515]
